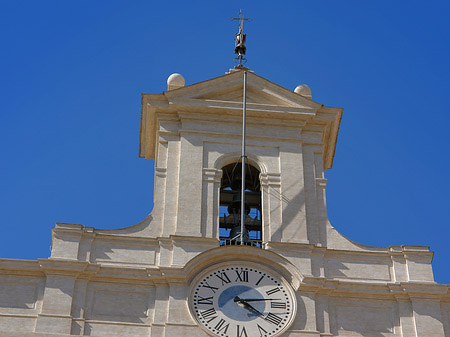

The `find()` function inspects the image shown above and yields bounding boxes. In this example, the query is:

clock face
[190,264,296,337]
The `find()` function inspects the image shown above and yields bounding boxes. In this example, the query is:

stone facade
[0,69,449,336]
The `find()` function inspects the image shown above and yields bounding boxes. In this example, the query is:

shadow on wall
[270,184,309,243]
[329,299,399,337]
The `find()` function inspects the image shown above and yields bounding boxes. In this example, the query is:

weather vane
[231,10,251,67]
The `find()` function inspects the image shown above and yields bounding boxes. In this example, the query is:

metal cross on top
[231,10,251,67]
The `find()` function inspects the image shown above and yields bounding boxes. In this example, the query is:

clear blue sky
[1,1,449,283]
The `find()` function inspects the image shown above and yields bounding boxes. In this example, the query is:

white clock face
[190,265,296,337]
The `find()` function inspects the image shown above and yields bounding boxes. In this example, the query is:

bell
[229,167,243,190]
[227,193,250,244]
[227,193,250,215]
[229,224,250,243]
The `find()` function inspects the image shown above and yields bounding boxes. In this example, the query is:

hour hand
[234,296,264,316]
[239,298,281,302]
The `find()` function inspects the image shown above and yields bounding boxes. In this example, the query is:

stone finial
[294,84,312,99]
[167,73,185,91]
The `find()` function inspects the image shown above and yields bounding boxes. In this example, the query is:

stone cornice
[299,276,450,300]
[139,71,342,167]
[38,259,87,276]
[398,282,449,299]
[1,255,448,302]
[169,235,218,246]
[0,259,43,276]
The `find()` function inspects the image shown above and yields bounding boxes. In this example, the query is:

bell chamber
[219,162,262,247]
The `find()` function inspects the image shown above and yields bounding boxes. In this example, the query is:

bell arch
[213,152,268,175]
[219,161,262,246]
[210,152,266,247]
[183,245,303,291]
[202,152,279,245]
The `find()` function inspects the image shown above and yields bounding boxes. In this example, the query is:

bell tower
[138,69,342,248]
[0,9,446,334]
[1,67,446,337]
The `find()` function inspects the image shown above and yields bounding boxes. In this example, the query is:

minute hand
[239,298,281,302]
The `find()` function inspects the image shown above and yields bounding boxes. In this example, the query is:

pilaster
[35,259,86,334]
[201,168,222,239]
[51,223,83,260]
[152,280,169,337]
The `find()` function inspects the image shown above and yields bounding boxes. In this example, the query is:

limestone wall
[0,244,449,336]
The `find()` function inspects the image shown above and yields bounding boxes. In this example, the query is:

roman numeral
[216,272,231,285]
[201,307,216,318]
[200,307,217,323]
[201,281,218,293]
[255,275,265,285]
[257,324,268,336]
[214,318,229,333]
[270,301,286,309]
[265,312,282,326]
[235,270,248,282]
[266,287,280,296]
[197,296,213,305]
[236,325,248,337]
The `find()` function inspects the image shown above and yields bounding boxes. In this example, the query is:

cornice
[169,235,218,247]
[1,256,448,302]
[38,259,88,276]
[266,241,315,253]
[299,276,450,300]
[316,106,342,170]
[0,259,43,276]
[139,71,341,161]
[398,282,449,299]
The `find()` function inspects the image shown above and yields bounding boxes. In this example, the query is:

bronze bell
[228,193,250,243]
[229,224,250,243]
[227,193,250,215]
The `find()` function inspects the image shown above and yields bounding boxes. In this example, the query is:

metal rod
[240,70,248,245]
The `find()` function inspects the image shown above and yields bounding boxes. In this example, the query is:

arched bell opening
[219,161,262,247]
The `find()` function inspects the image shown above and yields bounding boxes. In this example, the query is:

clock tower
[0,68,448,337]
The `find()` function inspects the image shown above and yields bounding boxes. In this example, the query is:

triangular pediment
[164,70,321,110]
[195,85,290,105]
[141,69,343,169]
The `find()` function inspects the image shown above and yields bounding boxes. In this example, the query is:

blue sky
[1,1,449,283]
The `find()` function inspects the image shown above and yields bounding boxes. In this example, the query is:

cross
[231,10,251,28]
[231,10,251,66]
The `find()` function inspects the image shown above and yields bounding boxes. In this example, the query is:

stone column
[35,259,86,335]
[260,172,271,244]
[151,281,169,337]
[398,299,417,337]
[176,134,203,237]
[261,172,282,242]
[411,297,446,337]
[166,281,198,336]
[279,141,308,244]
[301,144,320,246]
[162,136,181,237]
[315,295,333,336]
[390,247,408,282]
[50,223,83,260]
[69,264,99,335]
[288,292,319,335]
[201,168,222,239]
[403,248,435,282]
[315,177,328,247]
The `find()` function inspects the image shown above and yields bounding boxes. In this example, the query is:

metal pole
[240,70,248,245]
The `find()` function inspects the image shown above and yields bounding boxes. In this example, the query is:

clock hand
[234,296,264,316]
[238,298,281,302]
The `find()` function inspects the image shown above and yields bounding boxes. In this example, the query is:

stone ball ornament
[167,73,185,90]
[294,84,312,99]
[189,263,297,337]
